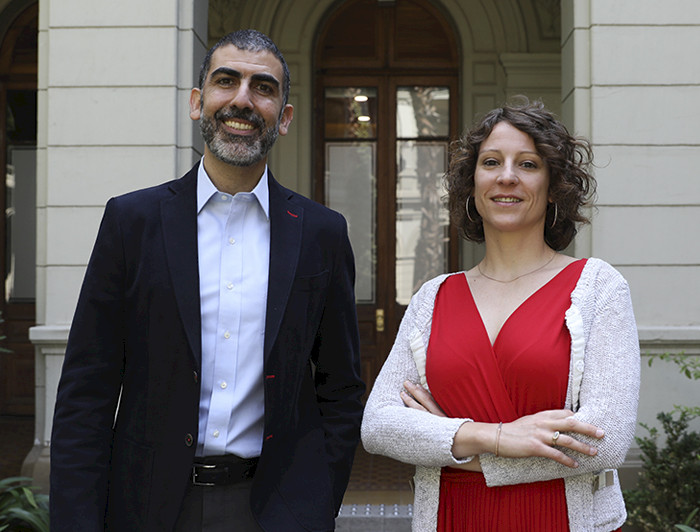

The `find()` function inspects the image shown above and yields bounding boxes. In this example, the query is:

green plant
[651,353,700,380]
[676,508,700,531]
[624,353,700,532]
[0,477,49,532]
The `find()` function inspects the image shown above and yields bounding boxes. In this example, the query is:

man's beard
[199,107,280,167]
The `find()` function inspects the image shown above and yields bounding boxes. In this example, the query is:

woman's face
[473,121,550,237]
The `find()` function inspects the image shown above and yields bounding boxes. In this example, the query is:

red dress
[426,260,586,532]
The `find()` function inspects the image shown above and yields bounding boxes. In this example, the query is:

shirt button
[220,381,227,389]
[575,360,585,372]
[229,238,235,245]
[220,194,228,201]
[224,331,231,339]
[213,430,220,438]
[226,282,234,290]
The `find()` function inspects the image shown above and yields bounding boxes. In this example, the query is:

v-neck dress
[426,259,587,532]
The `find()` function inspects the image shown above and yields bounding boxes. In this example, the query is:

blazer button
[185,433,194,447]
[193,371,199,383]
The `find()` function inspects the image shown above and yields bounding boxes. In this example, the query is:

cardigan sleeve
[480,264,640,487]
[361,278,474,468]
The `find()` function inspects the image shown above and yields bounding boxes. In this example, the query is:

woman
[361,100,640,532]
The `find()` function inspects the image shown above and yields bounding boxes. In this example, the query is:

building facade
[0,0,698,495]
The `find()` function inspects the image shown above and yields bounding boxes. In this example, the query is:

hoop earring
[550,203,558,228]
[466,196,476,223]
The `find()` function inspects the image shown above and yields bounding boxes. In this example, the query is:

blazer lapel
[161,165,202,367]
[264,173,303,360]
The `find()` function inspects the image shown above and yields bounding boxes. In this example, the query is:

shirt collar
[196,158,270,219]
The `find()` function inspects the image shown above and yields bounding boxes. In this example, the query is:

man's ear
[278,104,294,136]
[189,88,202,121]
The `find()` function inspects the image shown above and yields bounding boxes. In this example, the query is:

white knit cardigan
[361,258,640,532]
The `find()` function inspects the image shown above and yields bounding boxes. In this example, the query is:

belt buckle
[192,463,217,486]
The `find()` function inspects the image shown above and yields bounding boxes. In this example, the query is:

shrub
[624,353,700,532]
[0,477,49,532]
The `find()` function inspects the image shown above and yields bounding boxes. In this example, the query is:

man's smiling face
[190,44,293,167]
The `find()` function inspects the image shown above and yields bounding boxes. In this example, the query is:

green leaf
[0,477,33,491]
[7,507,49,532]
[21,487,38,510]
[684,508,700,525]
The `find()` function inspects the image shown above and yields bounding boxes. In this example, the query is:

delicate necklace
[477,253,557,283]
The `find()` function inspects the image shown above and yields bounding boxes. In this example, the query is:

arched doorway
[315,0,460,394]
[0,2,37,416]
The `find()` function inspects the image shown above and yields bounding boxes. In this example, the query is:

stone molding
[638,326,700,355]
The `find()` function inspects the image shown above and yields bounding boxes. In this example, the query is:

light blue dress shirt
[195,160,270,458]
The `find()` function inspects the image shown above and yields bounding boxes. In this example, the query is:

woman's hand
[400,380,447,417]
[497,410,604,467]
[453,409,604,468]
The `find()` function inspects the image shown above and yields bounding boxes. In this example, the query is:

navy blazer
[50,164,365,531]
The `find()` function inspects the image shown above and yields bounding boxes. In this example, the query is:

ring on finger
[552,431,560,445]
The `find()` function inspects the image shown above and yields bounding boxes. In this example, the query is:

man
[50,29,365,531]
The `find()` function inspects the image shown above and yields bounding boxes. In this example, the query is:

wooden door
[315,0,459,395]
[0,3,38,416]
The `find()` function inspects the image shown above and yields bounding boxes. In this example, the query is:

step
[336,503,413,531]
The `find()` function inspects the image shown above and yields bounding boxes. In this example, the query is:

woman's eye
[482,158,499,167]
[522,161,537,169]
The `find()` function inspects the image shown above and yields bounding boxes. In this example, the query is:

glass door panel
[395,141,448,304]
[323,87,378,303]
[325,142,376,302]
[5,147,36,302]
[396,86,449,137]
[324,87,378,138]
[395,86,450,304]
[5,89,37,303]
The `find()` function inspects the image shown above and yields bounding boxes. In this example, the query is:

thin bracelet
[495,422,503,457]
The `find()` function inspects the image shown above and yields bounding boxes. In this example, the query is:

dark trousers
[174,478,263,532]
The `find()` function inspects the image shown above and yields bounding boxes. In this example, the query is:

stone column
[26,0,208,490]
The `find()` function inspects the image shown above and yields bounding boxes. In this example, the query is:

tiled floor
[343,444,415,506]
[0,416,34,479]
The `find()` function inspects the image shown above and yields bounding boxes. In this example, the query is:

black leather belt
[191,455,259,486]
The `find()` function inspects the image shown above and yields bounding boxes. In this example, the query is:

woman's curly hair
[444,99,596,251]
